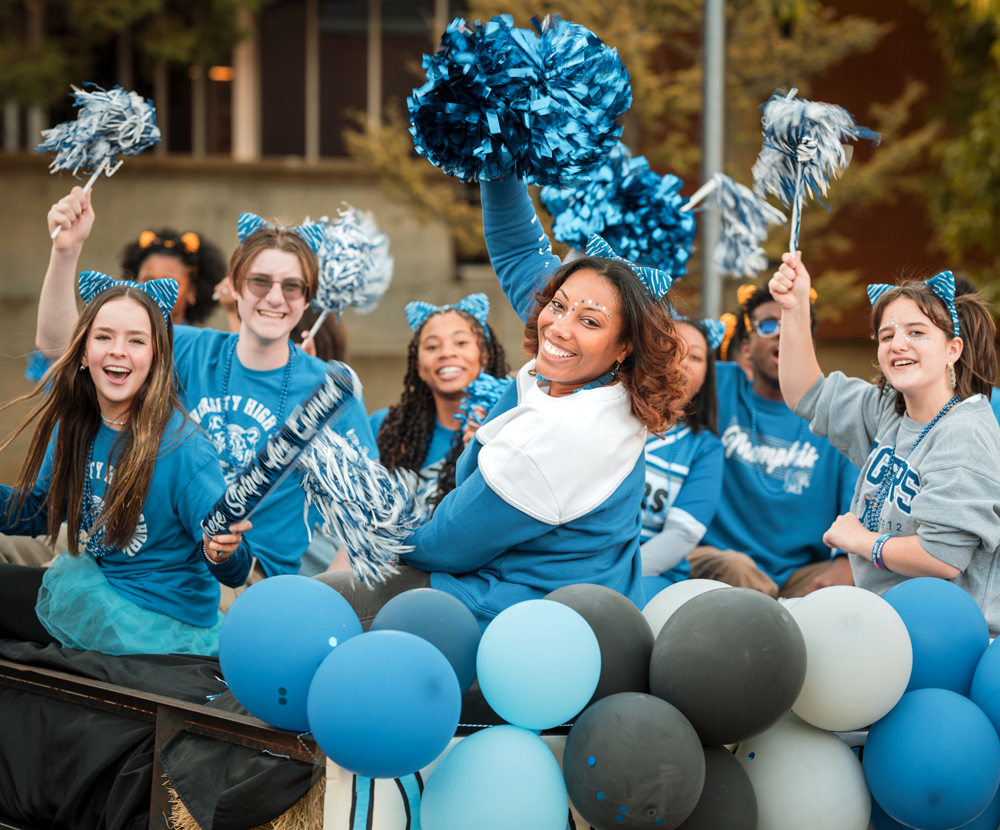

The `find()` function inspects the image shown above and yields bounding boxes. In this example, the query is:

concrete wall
[0,152,873,484]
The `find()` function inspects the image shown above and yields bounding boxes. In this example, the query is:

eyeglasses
[751,317,781,338]
[244,275,309,301]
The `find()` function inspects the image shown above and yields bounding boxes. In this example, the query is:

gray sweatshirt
[797,372,1000,634]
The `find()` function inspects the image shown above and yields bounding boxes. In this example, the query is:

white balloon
[642,578,729,638]
[790,586,912,732]
[737,712,870,830]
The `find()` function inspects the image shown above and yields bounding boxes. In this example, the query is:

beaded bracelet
[872,533,893,572]
[203,541,228,567]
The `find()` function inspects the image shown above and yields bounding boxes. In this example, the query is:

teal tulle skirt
[36,552,223,656]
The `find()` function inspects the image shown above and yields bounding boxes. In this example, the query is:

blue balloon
[307,630,461,778]
[420,725,568,830]
[882,578,988,696]
[972,638,1000,739]
[219,575,362,731]
[872,785,1000,830]
[865,688,1000,830]
[477,599,601,731]
[370,588,482,694]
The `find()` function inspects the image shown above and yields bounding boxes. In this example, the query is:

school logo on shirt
[204,414,262,484]
[720,421,820,494]
[85,492,147,557]
[865,445,918,515]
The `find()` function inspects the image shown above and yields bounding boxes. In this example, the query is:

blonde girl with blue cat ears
[771,252,1000,633]
[33,205,377,582]
[0,273,252,655]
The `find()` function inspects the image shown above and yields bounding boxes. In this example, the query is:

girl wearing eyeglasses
[33,195,377,586]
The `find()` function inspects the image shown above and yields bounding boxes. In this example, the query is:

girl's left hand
[203,520,252,563]
[822,513,871,556]
[462,406,487,445]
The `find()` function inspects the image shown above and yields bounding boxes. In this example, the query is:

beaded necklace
[861,395,960,532]
[79,437,118,557]
[533,368,617,393]
[219,336,296,476]
[747,384,807,496]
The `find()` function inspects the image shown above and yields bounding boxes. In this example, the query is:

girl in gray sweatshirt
[769,253,1000,635]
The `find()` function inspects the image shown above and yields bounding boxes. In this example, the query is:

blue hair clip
[236,212,325,254]
[867,271,960,338]
[405,293,492,340]
[672,311,728,351]
[585,235,673,300]
[78,270,178,324]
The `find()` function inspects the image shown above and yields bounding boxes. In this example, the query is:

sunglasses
[750,317,781,338]
[139,230,200,254]
[244,274,309,301]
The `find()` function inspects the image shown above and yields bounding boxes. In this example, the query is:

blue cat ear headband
[671,311,728,351]
[585,235,673,301]
[78,270,178,323]
[405,293,492,340]
[236,212,326,254]
[867,270,960,338]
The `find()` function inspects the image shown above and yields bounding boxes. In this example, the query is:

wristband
[872,533,893,572]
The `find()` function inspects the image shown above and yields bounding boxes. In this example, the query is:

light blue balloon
[219,575,362,731]
[477,599,601,730]
[420,725,568,830]
[865,688,1000,830]
[972,637,1000,739]
[307,630,461,778]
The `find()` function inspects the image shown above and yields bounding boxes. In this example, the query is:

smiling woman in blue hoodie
[318,177,688,629]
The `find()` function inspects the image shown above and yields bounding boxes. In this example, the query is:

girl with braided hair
[371,294,508,508]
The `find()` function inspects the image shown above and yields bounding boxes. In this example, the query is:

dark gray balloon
[649,587,807,746]
[676,746,758,830]
[546,583,655,706]
[564,692,705,830]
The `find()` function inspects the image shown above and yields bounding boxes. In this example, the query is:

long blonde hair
[2,287,184,553]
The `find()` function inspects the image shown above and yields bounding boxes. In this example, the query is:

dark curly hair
[120,229,227,325]
[377,309,509,504]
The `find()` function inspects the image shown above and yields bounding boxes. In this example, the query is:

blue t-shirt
[703,362,859,586]
[400,178,645,628]
[0,412,251,628]
[369,408,460,499]
[172,326,377,577]
[990,388,1000,422]
[640,423,724,598]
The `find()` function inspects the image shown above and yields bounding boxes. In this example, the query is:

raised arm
[37,188,93,356]
[480,177,562,322]
[769,251,822,410]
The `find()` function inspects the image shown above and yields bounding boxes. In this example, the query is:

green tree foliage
[0,0,273,106]
[345,0,940,317]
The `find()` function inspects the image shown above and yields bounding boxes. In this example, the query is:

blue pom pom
[516,15,632,187]
[542,141,694,275]
[703,172,786,278]
[456,373,512,430]
[408,16,537,182]
[751,88,879,251]
[298,429,428,587]
[35,84,160,177]
[310,206,394,321]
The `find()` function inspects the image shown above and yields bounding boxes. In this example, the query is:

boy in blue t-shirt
[693,286,858,597]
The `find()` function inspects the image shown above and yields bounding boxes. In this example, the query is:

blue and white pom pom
[353,209,394,314]
[408,14,631,185]
[682,172,787,278]
[455,373,512,430]
[541,140,694,274]
[408,16,535,182]
[751,88,879,252]
[36,84,160,179]
[297,428,428,587]
[514,15,632,186]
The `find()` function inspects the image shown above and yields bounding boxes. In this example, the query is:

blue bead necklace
[79,437,118,557]
[861,395,960,532]
[219,336,296,475]
[747,385,807,496]
[534,368,617,393]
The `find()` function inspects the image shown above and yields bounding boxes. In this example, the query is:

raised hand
[47,187,95,250]
[769,251,812,311]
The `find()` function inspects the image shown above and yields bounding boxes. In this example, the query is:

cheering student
[688,283,859,598]
[32,194,377,587]
[639,317,725,601]
[771,253,1000,633]
[0,274,250,655]
[319,176,688,629]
